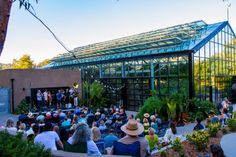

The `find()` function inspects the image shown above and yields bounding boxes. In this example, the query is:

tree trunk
[0,0,13,55]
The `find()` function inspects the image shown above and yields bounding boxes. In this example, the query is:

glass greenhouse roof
[46,20,235,68]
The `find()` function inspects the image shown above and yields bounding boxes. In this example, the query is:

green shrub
[136,96,162,119]
[14,99,29,114]
[172,137,185,156]
[208,123,220,137]
[233,112,236,119]
[186,130,209,152]
[82,81,108,109]
[189,98,216,121]
[0,131,51,157]
[160,150,167,157]
[226,118,236,131]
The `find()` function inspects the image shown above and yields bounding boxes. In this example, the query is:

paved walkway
[220,133,236,157]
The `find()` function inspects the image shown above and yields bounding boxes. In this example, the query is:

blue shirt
[104,134,118,148]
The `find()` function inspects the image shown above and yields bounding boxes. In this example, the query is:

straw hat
[121,119,144,136]
[144,113,150,118]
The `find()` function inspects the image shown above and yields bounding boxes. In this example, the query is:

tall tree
[12,54,34,69]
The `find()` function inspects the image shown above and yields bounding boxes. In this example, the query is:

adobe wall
[0,69,81,112]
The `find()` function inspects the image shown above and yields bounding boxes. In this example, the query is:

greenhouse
[46,20,236,111]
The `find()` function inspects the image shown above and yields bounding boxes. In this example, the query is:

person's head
[143,118,149,123]
[100,120,105,126]
[53,125,59,134]
[91,127,102,141]
[6,118,15,128]
[92,121,97,127]
[210,144,225,157]
[44,122,52,131]
[16,121,21,129]
[32,124,39,134]
[136,118,140,123]
[170,122,177,134]
[70,123,91,144]
[196,117,202,124]
[109,128,115,134]
[223,108,228,114]
[148,127,155,136]
[19,123,26,130]
[121,119,144,137]
[150,115,156,122]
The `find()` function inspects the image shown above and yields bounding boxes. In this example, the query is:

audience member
[210,144,225,157]
[163,122,177,144]
[66,123,101,155]
[34,122,64,150]
[116,119,148,157]
[5,118,17,135]
[145,127,158,152]
[104,129,118,148]
[193,117,204,131]
[92,127,105,154]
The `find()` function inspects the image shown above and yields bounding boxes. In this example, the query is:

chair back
[113,141,140,157]
[95,139,105,154]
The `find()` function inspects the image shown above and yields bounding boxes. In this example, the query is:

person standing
[43,90,48,107]
[56,90,62,109]
[36,90,43,111]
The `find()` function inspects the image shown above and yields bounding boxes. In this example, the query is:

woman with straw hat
[117,119,148,157]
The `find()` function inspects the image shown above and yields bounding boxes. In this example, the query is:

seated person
[34,122,64,151]
[193,117,204,131]
[163,122,177,144]
[66,123,101,155]
[104,129,118,148]
[145,127,158,152]
[92,127,105,154]
[3,118,17,135]
[111,119,148,157]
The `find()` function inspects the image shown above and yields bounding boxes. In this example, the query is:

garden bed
[151,127,230,157]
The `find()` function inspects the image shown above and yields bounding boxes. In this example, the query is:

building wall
[0,69,81,112]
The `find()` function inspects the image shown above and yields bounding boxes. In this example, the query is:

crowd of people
[0,100,230,157]
[36,88,79,111]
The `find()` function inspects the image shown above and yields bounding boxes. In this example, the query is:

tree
[36,59,51,68]
[12,54,34,69]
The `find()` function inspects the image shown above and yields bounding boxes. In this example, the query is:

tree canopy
[12,54,34,69]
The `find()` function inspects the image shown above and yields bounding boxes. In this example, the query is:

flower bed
[151,127,230,157]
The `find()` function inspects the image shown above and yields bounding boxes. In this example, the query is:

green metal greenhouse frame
[46,20,236,111]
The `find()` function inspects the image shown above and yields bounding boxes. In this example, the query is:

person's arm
[56,140,64,150]
[54,132,64,150]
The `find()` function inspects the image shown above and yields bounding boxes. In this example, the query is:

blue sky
[0,0,236,64]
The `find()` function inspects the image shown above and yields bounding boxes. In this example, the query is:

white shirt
[164,128,177,143]
[43,92,48,101]
[34,131,60,150]
[67,137,101,155]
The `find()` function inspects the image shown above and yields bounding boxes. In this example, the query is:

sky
[0,0,236,64]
